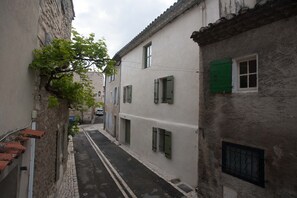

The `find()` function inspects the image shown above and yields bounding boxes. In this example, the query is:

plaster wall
[105,66,121,138]
[198,16,297,198]
[0,0,39,136]
[119,4,219,187]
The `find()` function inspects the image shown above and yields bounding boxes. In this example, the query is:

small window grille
[222,141,265,187]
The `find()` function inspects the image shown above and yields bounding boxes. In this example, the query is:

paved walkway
[57,124,197,198]
[57,136,79,198]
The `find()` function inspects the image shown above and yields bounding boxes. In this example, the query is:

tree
[29,30,115,109]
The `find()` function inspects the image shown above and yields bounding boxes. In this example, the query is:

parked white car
[95,108,104,116]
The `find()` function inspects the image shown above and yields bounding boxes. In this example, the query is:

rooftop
[191,0,297,46]
[113,0,201,61]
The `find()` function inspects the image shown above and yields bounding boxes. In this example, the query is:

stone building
[191,0,297,197]
[0,0,74,197]
[70,72,105,123]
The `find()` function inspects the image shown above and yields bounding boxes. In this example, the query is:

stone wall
[38,0,74,45]
[198,16,297,198]
[33,0,74,197]
[34,82,69,198]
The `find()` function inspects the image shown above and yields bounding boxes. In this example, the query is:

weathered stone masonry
[33,0,74,197]
[193,4,297,198]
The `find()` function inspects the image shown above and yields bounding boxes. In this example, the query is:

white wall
[0,0,39,135]
[219,0,258,17]
[119,3,220,187]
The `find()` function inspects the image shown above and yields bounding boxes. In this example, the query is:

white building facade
[114,0,220,188]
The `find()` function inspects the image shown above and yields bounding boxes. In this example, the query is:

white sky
[72,0,177,58]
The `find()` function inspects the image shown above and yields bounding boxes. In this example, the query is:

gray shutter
[123,86,126,103]
[128,85,132,103]
[154,79,159,104]
[166,76,174,104]
[152,128,157,152]
[164,131,172,159]
[159,130,165,152]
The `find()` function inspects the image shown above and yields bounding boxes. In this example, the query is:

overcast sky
[72,0,177,57]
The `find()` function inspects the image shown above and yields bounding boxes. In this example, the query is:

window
[144,43,152,68]
[222,142,265,187]
[237,57,258,91]
[113,87,117,104]
[152,128,172,159]
[108,74,115,82]
[210,55,258,93]
[123,85,132,103]
[154,76,174,104]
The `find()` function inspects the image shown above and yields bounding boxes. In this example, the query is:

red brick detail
[0,153,14,161]
[21,129,45,139]
[1,142,26,153]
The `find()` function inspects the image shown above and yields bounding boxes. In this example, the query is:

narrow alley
[73,125,187,198]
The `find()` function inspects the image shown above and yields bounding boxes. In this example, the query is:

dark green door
[125,120,131,145]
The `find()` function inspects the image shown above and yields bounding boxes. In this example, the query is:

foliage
[95,101,104,108]
[48,95,59,108]
[29,30,115,108]
[68,116,80,136]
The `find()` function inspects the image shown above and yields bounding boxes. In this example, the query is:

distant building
[191,0,297,197]
[104,66,121,138]
[70,72,104,123]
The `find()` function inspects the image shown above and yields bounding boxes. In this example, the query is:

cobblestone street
[57,136,79,198]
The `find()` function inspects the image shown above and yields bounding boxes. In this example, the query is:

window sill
[233,89,258,94]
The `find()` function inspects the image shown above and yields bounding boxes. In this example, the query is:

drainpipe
[103,75,107,130]
[28,110,37,198]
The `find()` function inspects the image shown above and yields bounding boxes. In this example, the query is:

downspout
[28,110,37,198]
[103,74,107,130]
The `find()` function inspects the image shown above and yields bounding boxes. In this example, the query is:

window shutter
[154,79,159,104]
[164,131,172,159]
[127,85,132,103]
[166,76,174,104]
[210,59,232,93]
[152,128,157,152]
[159,130,165,152]
[123,87,126,103]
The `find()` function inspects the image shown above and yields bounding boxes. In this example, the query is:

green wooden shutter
[154,79,159,104]
[210,59,232,93]
[125,120,130,144]
[123,86,126,103]
[164,131,172,159]
[152,128,157,152]
[166,76,174,104]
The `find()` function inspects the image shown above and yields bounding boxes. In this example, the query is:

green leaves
[29,30,115,109]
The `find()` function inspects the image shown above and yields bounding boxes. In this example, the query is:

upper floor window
[237,56,258,91]
[209,55,258,94]
[113,87,117,104]
[108,74,115,83]
[123,85,132,103]
[154,76,174,104]
[144,43,152,68]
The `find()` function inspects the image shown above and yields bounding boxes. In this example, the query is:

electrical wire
[0,122,32,142]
